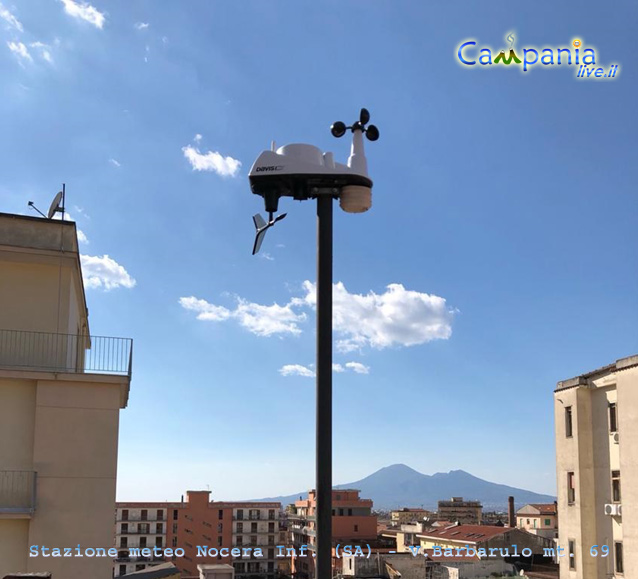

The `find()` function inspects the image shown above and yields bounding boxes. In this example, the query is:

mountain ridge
[247,463,555,510]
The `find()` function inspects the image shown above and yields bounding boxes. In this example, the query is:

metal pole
[316,194,333,579]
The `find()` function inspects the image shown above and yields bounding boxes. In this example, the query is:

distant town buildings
[554,355,638,578]
[516,503,558,539]
[288,489,377,579]
[437,497,482,525]
[390,507,433,525]
[115,491,281,579]
[0,212,132,579]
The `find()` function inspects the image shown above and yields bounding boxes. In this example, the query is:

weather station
[248,108,379,579]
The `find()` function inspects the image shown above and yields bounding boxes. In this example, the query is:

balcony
[0,471,36,517]
[0,329,132,376]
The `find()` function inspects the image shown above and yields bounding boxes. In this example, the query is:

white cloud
[80,254,136,290]
[30,42,54,64]
[134,22,149,30]
[0,3,23,32]
[109,158,121,167]
[7,41,32,64]
[181,281,455,351]
[77,229,88,244]
[194,134,202,143]
[260,252,274,261]
[60,0,105,29]
[182,145,241,177]
[280,361,368,377]
[179,296,306,337]
[345,361,370,374]
[299,281,456,352]
[279,364,315,378]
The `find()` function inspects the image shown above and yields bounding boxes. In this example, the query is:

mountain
[250,464,555,511]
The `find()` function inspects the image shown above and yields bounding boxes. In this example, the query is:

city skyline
[1,0,636,502]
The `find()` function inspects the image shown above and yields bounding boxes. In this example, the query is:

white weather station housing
[248,108,379,254]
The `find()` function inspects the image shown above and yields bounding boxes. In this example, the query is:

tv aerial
[248,108,379,254]
[28,184,66,220]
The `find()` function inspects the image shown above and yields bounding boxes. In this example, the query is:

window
[615,542,623,574]
[609,402,617,432]
[269,509,275,520]
[172,537,177,547]
[268,522,274,533]
[544,519,551,526]
[354,525,358,532]
[236,535,243,545]
[218,523,223,532]
[156,523,163,534]
[568,540,576,570]
[172,523,177,533]
[121,523,128,533]
[268,562,274,572]
[173,509,178,521]
[268,549,274,559]
[157,509,164,520]
[565,406,573,437]
[348,508,352,516]
[122,509,129,521]
[119,565,127,575]
[237,509,244,520]
[120,537,128,548]
[140,523,150,534]
[612,471,621,502]
[219,509,224,520]
[251,535,257,546]
[156,536,162,548]
[237,522,243,533]
[141,509,148,521]
[218,536,223,546]
[567,472,576,505]
[140,537,147,548]
[251,522,258,533]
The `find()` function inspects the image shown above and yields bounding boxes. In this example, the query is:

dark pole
[316,194,333,579]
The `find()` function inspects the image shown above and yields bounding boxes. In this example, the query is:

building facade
[0,212,132,579]
[516,503,558,539]
[115,491,281,579]
[554,355,638,578]
[390,508,433,525]
[437,497,482,525]
[289,489,377,579]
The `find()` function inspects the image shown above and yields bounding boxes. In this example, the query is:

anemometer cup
[339,185,372,214]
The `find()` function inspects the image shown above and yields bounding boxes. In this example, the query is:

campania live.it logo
[457,34,620,78]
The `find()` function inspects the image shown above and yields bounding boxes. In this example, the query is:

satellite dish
[47,191,64,219]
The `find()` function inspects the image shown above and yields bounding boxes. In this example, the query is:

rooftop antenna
[27,183,66,219]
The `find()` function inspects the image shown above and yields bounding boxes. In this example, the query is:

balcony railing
[0,329,132,376]
[0,471,36,515]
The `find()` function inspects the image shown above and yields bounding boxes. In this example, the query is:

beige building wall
[0,212,131,579]
[554,356,637,579]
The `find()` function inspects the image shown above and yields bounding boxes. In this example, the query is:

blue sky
[1,0,636,502]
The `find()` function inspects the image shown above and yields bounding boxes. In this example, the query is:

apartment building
[0,212,132,579]
[390,507,433,525]
[554,355,638,578]
[115,491,281,579]
[437,497,482,525]
[289,489,377,579]
[516,503,558,539]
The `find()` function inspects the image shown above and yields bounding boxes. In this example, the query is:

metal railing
[0,329,132,376]
[0,470,36,515]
